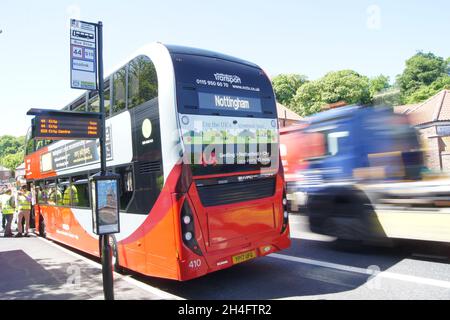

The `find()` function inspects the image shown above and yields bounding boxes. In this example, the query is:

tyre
[308,187,373,241]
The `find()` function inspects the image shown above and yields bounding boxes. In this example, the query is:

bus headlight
[184,232,193,241]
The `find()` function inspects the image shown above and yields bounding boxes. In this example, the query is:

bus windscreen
[172,53,279,176]
[172,53,275,118]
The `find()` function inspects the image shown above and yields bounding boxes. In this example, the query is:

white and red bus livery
[25,43,290,280]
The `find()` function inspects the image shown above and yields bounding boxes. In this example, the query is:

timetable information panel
[33,115,100,140]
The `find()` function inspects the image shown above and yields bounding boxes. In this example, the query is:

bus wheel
[38,215,46,238]
[109,235,125,274]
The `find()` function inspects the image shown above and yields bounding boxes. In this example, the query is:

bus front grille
[196,177,276,207]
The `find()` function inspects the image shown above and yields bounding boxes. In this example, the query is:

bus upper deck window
[113,66,127,114]
[104,83,111,117]
[72,95,87,112]
[88,94,100,113]
[128,56,158,109]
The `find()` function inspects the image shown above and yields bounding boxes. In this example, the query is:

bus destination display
[33,115,100,140]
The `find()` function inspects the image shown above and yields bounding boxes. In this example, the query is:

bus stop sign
[70,19,98,90]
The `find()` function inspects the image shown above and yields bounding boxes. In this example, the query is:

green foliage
[272,51,447,117]
[271,74,308,107]
[0,135,24,159]
[320,70,371,105]
[128,56,158,108]
[404,75,450,104]
[0,153,23,172]
[369,74,390,96]
[292,70,372,116]
[397,52,448,100]
[0,135,25,172]
[291,81,324,116]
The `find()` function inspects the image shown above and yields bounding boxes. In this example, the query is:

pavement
[1,215,450,300]
[0,229,180,300]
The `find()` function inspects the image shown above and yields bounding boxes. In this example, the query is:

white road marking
[36,237,184,300]
[269,253,450,289]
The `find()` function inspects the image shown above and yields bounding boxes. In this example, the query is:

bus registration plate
[232,250,257,264]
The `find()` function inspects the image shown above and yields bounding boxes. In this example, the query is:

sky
[0,0,449,136]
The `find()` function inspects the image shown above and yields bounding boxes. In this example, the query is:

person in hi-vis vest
[63,185,79,206]
[0,189,15,237]
[16,185,31,237]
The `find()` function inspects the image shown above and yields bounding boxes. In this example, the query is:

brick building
[394,90,450,172]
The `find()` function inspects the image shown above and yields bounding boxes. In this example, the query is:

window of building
[128,56,158,109]
[113,66,127,115]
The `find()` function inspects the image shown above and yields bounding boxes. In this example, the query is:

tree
[271,74,308,107]
[404,75,450,104]
[292,70,372,117]
[0,135,24,159]
[0,135,25,173]
[397,52,448,99]
[320,70,371,105]
[0,152,23,172]
[291,81,324,116]
[369,74,390,96]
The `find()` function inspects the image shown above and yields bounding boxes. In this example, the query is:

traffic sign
[70,19,98,90]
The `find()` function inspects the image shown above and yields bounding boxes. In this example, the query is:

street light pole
[97,21,114,301]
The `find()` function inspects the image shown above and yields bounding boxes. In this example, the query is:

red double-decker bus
[24,43,290,280]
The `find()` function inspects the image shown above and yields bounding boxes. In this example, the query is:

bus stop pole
[97,21,114,301]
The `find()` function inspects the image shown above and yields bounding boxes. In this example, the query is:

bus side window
[72,175,90,208]
[116,166,133,210]
[113,66,127,115]
[58,178,70,206]
[45,180,57,206]
[37,181,47,205]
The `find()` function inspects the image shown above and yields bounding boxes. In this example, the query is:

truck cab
[288,106,425,242]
